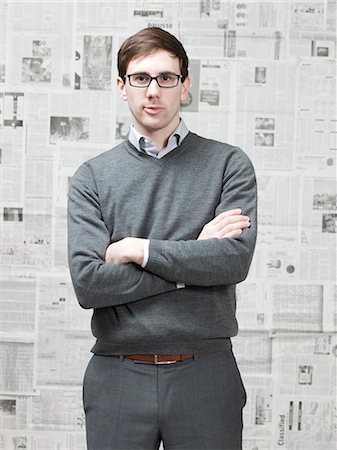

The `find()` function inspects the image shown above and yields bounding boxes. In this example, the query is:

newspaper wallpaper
[0,0,336,449]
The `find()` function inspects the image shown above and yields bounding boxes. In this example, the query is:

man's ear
[180,76,191,102]
[117,77,128,101]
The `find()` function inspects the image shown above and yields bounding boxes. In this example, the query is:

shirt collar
[128,119,189,158]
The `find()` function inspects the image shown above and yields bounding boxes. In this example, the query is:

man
[68,27,257,450]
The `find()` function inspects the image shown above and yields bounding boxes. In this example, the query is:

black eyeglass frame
[124,72,183,88]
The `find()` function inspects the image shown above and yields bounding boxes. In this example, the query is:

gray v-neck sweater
[67,132,257,354]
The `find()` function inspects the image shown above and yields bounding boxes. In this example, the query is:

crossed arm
[105,209,250,265]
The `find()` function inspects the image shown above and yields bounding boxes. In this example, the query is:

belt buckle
[154,355,178,365]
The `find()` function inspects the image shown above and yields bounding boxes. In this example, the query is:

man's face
[117,50,190,141]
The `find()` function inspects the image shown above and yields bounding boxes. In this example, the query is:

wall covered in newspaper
[0,1,336,449]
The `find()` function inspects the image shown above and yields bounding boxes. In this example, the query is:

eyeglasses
[124,72,182,88]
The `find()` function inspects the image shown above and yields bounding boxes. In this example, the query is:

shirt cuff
[141,239,185,290]
[141,239,150,268]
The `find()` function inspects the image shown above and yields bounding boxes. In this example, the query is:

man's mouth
[143,105,164,115]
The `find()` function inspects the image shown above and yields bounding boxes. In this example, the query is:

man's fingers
[212,209,242,224]
[217,219,250,237]
[214,214,250,230]
[223,228,243,238]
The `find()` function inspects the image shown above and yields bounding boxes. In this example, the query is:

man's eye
[161,74,173,81]
[135,75,149,82]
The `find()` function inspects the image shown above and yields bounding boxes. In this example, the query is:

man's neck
[133,120,181,151]
[129,119,189,159]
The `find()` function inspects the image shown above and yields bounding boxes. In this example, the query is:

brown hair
[117,27,189,82]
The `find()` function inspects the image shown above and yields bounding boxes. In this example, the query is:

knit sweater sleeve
[67,162,178,309]
[144,148,257,286]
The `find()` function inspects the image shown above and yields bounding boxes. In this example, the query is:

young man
[68,27,257,450]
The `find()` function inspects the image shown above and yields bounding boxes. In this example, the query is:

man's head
[116,28,190,147]
[117,27,189,82]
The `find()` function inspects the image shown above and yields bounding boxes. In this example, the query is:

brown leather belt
[124,354,194,365]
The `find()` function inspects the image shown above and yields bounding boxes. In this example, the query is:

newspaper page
[74,35,113,90]
[241,374,273,450]
[24,156,53,214]
[179,3,230,59]
[23,92,50,157]
[49,91,114,144]
[76,0,127,30]
[1,210,52,268]
[0,1,7,83]
[299,175,336,282]
[235,61,297,171]
[0,117,53,270]
[0,341,35,394]
[249,246,299,281]
[0,130,24,205]
[127,0,177,33]
[7,1,74,87]
[0,92,24,130]
[271,284,323,332]
[289,0,336,59]
[199,60,232,110]
[0,395,29,429]
[232,332,272,374]
[295,61,336,173]
[0,279,36,337]
[272,395,336,450]
[36,272,93,386]
[0,429,86,450]
[273,334,336,397]
[254,173,300,247]
[322,284,337,332]
[181,58,232,141]
[236,282,272,331]
[224,29,285,60]
[251,243,336,283]
[180,57,234,142]
[233,331,274,449]
[301,177,337,246]
[271,333,337,449]
[31,388,84,431]
[180,1,288,59]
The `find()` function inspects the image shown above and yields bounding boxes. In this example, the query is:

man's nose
[146,78,160,97]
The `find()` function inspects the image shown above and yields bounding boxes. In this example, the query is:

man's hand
[198,209,250,240]
[105,237,144,265]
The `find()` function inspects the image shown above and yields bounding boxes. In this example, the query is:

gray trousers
[83,347,246,450]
